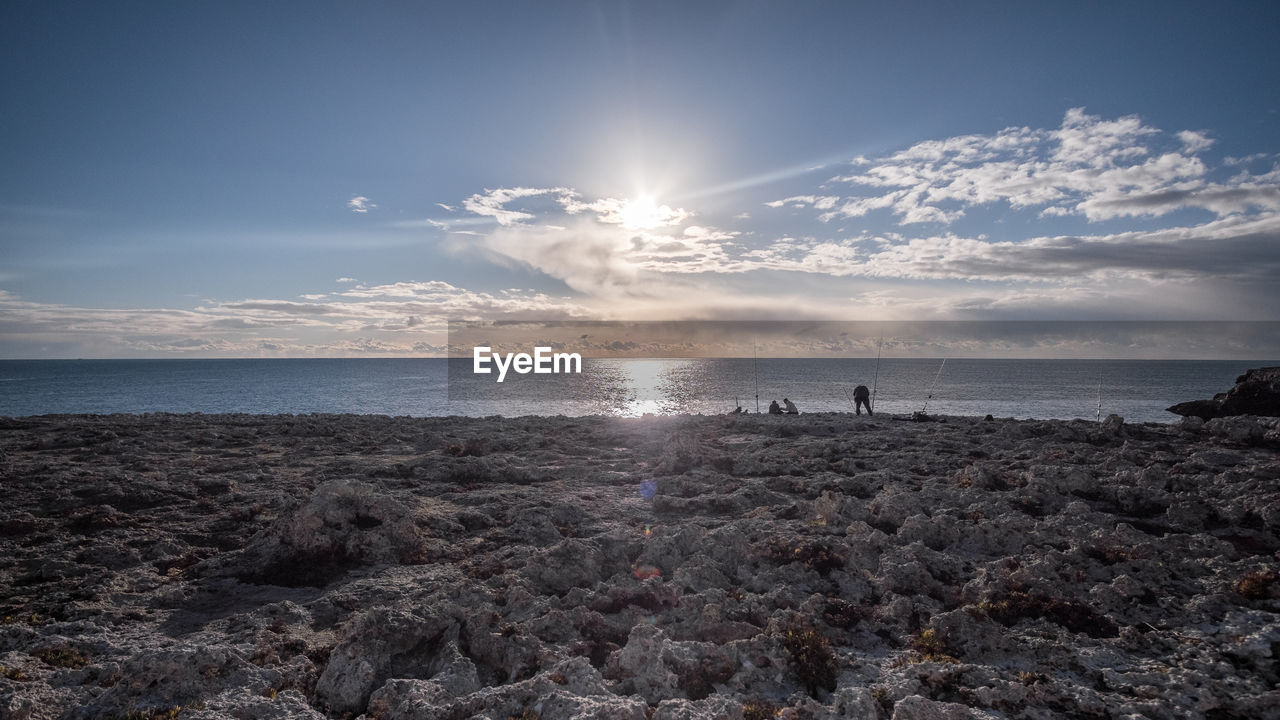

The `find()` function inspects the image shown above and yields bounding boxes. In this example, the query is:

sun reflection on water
[602,358,706,416]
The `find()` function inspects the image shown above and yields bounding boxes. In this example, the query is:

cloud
[817,192,912,222]
[1224,153,1273,166]
[1178,130,1214,153]
[763,195,840,210]
[451,190,735,298]
[219,300,338,315]
[211,281,588,325]
[717,213,1280,288]
[479,219,646,297]
[801,108,1276,225]
[1076,185,1280,220]
[335,277,357,283]
[562,195,692,229]
[347,196,376,213]
[0,279,590,358]
[463,187,575,226]
[447,318,1280,358]
[430,110,1280,323]
[845,215,1280,303]
[464,187,697,232]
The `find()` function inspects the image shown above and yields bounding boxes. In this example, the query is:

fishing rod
[1095,368,1103,422]
[842,386,856,412]
[753,342,759,414]
[920,357,947,414]
[871,332,883,413]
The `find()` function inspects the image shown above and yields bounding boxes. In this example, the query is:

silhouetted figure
[783,398,799,414]
[768,400,783,415]
[730,406,744,415]
[853,385,872,416]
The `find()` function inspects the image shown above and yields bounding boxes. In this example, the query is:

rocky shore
[1,411,1278,720]
[1167,366,1280,421]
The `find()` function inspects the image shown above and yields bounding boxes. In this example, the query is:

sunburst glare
[617,196,688,230]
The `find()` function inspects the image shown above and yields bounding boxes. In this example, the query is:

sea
[0,358,1271,423]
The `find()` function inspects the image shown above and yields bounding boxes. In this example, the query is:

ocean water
[0,358,1271,423]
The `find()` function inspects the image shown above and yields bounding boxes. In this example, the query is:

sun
[617,196,664,230]
[616,195,687,230]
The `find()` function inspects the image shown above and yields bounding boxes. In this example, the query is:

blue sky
[1,1,1278,357]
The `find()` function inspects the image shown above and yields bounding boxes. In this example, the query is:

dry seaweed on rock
[780,619,837,697]
[906,628,959,664]
[31,644,89,669]
[978,590,1119,638]
[1235,569,1278,600]
[741,698,780,719]
[760,536,846,576]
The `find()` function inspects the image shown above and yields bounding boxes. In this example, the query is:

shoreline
[0,410,1186,424]
[3,357,1265,424]
[1,412,1277,719]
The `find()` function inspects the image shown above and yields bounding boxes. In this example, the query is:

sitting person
[729,406,743,414]
[782,398,799,414]
[768,399,783,414]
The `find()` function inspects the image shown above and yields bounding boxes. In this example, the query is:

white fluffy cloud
[463,187,575,226]
[464,187,693,230]
[769,108,1277,225]
[1178,130,1215,153]
[347,196,376,213]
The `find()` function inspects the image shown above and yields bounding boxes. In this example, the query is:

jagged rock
[603,625,684,704]
[1203,415,1280,444]
[652,694,743,719]
[81,645,282,718]
[314,608,459,715]
[1166,398,1221,421]
[234,479,427,587]
[891,694,990,719]
[1178,415,1205,431]
[368,657,648,720]
[524,538,605,594]
[1167,366,1280,419]
[1219,366,1280,416]
[190,689,326,720]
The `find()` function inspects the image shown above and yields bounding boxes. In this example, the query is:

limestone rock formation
[1167,366,1280,420]
[1,412,1278,719]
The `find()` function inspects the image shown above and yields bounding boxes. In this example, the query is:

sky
[1,1,1278,358]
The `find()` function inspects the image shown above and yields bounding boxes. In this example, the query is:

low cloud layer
[0,284,587,358]
[448,319,1280,360]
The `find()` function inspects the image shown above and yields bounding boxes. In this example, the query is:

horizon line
[3,356,1278,363]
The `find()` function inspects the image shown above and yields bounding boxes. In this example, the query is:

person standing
[853,385,873,416]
